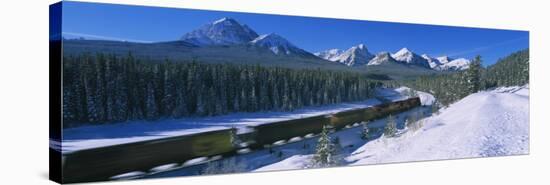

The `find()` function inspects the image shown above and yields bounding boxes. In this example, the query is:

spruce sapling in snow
[406,113,417,130]
[431,100,440,115]
[361,121,370,140]
[311,125,338,167]
[384,114,397,137]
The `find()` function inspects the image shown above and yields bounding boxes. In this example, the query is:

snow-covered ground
[61,85,528,180]
[257,85,529,170]
[141,89,433,178]
[61,97,383,153]
[375,86,435,106]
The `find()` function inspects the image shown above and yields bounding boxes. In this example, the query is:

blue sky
[61,1,528,66]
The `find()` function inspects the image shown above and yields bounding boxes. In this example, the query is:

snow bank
[110,171,146,180]
[394,86,435,106]
[150,163,178,172]
[348,86,529,165]
[254,155,312,172]
[376,86,435,106]
[182,157,209,167]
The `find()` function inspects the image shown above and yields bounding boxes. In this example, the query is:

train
[61,97,421,183]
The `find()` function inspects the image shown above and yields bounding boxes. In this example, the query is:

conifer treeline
[484,49,529,88]
[62,53,381,127]
[397,49,529,106]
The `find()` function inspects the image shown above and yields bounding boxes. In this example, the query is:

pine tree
[145,82,158,120]
[465,55,483,94]
[360,121,370,140]
[195,85,206,116]
[384,114,397,137]
[431,100,440,114]
[172,90,189,118]
[161,67,175,116]
[311,125,338,167]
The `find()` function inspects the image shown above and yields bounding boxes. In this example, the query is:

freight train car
[329,97,421,129]
[249,97,422,147]
[62,128,235,183]
[374,97,421,116]
[329,108,367,129]
[247,114,329,147]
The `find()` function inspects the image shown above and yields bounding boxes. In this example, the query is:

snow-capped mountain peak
[418,54,471,71]
[391,48,430,68]
[181,17,259,46]
[355,44,367,50]
[314,49,344,61]
[250,33,312,56]
[416,55,471,71]
[436,56,453,64]
[315,44,374,66]
[421,54,442,69]
[438,58,471,71]
[393,47,412,57]
[212,17,233,24]
[367,52,398,66]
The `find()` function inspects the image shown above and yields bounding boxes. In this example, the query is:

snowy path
[348,85,529,164]
[257,86,528,170]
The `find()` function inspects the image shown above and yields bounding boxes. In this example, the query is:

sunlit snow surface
[260,85,529,170]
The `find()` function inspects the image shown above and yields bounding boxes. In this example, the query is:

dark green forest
[62,53,381,127]
[62,49,528,128]
[396,49,529,106]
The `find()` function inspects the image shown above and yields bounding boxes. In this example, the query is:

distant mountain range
[63,17,473,80]
[181,17,471,71]
[316,46,470,71]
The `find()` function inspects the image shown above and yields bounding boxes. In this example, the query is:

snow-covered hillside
[257,85,529,170]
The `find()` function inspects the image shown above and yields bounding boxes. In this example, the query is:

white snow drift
[259,86,529,169]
